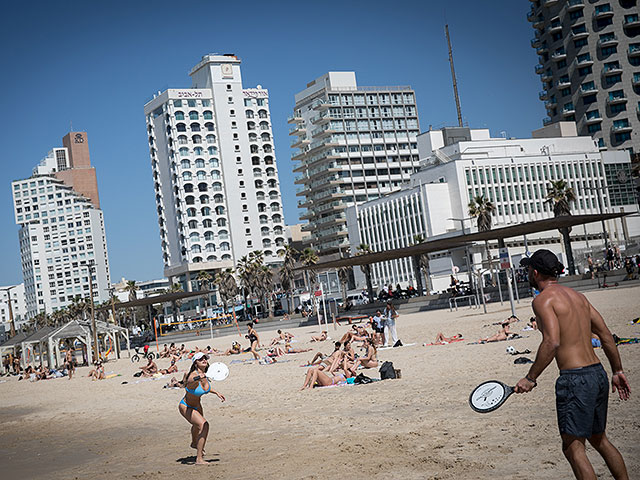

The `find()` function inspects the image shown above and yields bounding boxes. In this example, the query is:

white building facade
[0,283,27,332]
[144,54,286,291]
[347,125,639,292]
[290,72,421,257]
[11,162,111,319]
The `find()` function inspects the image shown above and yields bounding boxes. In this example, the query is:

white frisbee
[206,362,229,381]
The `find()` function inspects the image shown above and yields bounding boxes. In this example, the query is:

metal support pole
[506,268,516,317]
[512,268,520,304]
[496,268,504,305]
[478,270,487,314]
[88,263,98,362]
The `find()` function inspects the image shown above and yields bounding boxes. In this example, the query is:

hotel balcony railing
[629,45,640,58]
[611,124,632,133]
[623,16,640,28]
[598,35,618,47]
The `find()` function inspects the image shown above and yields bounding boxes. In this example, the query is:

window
[569,10,583,20]
[605,74,621,86]
[188,100,196,107]
[614,132,631,142]
[578,66,592,76]
[574,38,588,48]
[587,123,602,133]
[189,111,199,120]
[601,46,617,56]
[203,111,213,120]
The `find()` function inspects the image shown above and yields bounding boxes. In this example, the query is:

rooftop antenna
[445,24,463,128]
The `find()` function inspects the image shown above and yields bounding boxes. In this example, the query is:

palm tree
[125,280,138,302]
[545,180,577,275]
[196,270,213,313]
[299,247,318,291]
[468,195,497,285]
[278,245,298,314]
[356,244,375,303]
[214,268,238,313]
[337,266,352,307]
[257,265,274,318]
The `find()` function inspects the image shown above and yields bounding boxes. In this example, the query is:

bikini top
[185,380,211,396]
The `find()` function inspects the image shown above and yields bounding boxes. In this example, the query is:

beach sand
[1,286,638,479]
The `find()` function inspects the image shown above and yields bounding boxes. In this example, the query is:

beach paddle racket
[469,380,514,413]
[206,362,229,381]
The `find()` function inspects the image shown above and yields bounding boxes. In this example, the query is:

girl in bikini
[300,366,347,390]
[179,352,225,465]
[349,337,378,375]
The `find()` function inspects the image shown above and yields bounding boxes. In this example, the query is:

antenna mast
[445,24,463,127]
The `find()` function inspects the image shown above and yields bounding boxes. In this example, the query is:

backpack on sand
[379,361,396,380]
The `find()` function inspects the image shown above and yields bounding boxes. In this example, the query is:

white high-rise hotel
[10,132,111,319]
[144,55,285,289]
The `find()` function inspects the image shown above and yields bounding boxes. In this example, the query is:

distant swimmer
[515,250,630,480]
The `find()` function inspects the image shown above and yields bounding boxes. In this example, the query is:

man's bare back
[532,284,600,371]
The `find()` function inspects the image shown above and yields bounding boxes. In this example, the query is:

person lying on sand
[340,326,370,345]
[479,323,512,343]
[311,331,327,342]
[433,333,463,344]
[139,357,158,377]
[165,376,184,388]
[160,359,178,375]
[301,366,347,390]
[270,330,294,346]
[284,342,312,354]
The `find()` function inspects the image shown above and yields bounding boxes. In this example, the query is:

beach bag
[379,361,396,380]
[354,373,374,384]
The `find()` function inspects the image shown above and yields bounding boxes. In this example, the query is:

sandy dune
[1,286,638,479]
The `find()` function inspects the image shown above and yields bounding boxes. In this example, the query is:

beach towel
[423,338,464,346]
[615,337,640,346]
[378,343,416,351]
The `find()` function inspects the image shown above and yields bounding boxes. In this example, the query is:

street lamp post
[0,286,17,338]
[448,217,475,298]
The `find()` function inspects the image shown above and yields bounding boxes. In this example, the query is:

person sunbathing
[221,341,242,356]
[159,344,170,358]
[349,338,378,375]
[305,342,341,368]
[164,376,184,388]
[479,323,512,343]
[88,361,106,380]
[270,330,288,346]
[311,331,327,342]
[328,341,356,374]
[139,357,158,377]
[300,366,347,390]
[339,327,369,345]
[283,342,311,354]
[433,333,464,344]
[160,359,178,375]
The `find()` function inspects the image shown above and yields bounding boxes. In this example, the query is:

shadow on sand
[176,455,220,465]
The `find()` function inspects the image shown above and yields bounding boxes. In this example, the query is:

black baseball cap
[520,249,564,276]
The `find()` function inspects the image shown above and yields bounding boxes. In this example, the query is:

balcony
[602,64,623,77]
[584,114,602,124]
[580,85,598,96]
[527,9,537,22]
[287,113,302,124]
[570,30,589,40]
[607,95,628,105]
[288,124,306,136]
[623,15,640,29]
[536,44,549,55]
[290,136,309,149]
[545,99,557,109]
[575,56,594,67]
[567,0,584,11]
[611,123,632,133]
[562,106,576,116]
[598,35,618,48]
[593,8,613,20]
[535,64,545,74]
[632,76,640,87]
[552,51,567,62]
[557,78,571,88]
[533,18,545,30]
[543,117,553,126]
[544,0,558,5]
[539,90,549,101]
[531,37,541,48]
[541,72,553,82]
[629,45,640,59]
[548,23,563,34]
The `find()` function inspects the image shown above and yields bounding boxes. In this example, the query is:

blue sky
[0,0,544,285]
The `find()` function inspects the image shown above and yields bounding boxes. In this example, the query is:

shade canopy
[301,212,629,271]
[96,289,211,311]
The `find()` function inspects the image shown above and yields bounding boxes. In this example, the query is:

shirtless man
[139,357,158,377]
[64,348,75,380]
[306,341,341,369]
[515,250,630,479]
